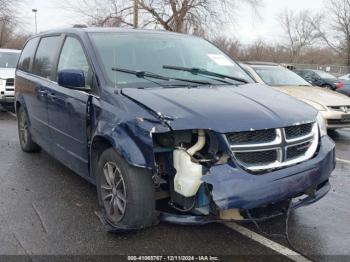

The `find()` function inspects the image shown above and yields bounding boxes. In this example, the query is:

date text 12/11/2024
[127,256,220,261]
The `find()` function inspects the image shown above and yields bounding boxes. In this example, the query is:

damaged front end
[97,87,335,226]
[151,123,335,225]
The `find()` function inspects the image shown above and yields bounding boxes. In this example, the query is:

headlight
[0,79,3,85]
[303,100,327,111]
[317,113,327,137]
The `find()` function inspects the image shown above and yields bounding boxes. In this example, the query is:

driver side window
[57,37,92,88]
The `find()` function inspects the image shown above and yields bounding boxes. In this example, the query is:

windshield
[314,70,337,79]
[253,66,311,86]
[0,52,20,68]
[89,32,252,88]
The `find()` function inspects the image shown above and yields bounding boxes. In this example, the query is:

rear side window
[18,37,39,72]
[32,36,61,80]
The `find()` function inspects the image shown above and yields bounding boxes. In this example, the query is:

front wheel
[17,106,41,152]
[96,148,156,230]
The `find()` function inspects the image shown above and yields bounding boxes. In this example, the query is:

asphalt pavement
[0,110,349,262]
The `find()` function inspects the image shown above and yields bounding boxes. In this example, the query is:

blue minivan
[15,28,335,230]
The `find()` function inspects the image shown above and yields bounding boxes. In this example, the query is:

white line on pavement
[6,111,16,118]
[225,222,311,262]
[336,158,350,164]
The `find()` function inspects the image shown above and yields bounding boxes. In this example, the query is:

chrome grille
[5,78,14,86]
[228,122,319,172]
[286,142,311,160]
[328,106,350,113]
[235,150,277,166]
[227,129,276,145]
[285,123,313,140]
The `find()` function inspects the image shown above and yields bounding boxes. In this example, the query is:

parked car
[294,69,343,91]
[339,73,350,80]
[336,79,350,97]
[0,49,21,108]
[15,28,335,231]
[333,73,350,97]
[241,62,350,130]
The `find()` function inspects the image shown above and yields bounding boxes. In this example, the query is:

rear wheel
[323,84,333,90]
[17,106,41,152]
[96,148,155,229]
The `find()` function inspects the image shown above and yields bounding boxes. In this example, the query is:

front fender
[90,92,171,170]
[92,116,170,169]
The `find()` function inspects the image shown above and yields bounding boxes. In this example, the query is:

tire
[1,103,15,112]
[17,106,41,152]
[323,84,333,90]
[96,148,155,230]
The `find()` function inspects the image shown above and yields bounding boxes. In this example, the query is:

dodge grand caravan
[15,28,335,231]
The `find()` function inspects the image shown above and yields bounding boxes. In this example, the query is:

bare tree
[210,37,293,63]
[3,33,30,49]
[59,0,134,27]
[0,0,15,17]
[244,39,267,61]
[278,9,320,63]
[237,40,289,63]
[311,0,350,65]
[212,36,242,58]
[212,34,341,65]
[137,0,260,34]
[0,0,20,47]
[59,0,261,35]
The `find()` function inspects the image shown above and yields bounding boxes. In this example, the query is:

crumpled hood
[0,68,15,79]
[276,85,350,106]
[122,84,317,133]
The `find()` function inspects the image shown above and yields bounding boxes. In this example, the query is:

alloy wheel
[19,111,28,146]
[101,161,127,222]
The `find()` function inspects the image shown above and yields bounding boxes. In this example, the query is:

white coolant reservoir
[173,149,203,197]
[173,130,206,197]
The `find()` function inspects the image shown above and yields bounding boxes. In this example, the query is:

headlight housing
[303,100,327,111]
[317,113,327,137]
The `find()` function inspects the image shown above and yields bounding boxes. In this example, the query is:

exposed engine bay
[152,129,240,219]
[151,124,333,223]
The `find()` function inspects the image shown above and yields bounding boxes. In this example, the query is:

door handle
[47,93,57,100]
[38,89,47,97]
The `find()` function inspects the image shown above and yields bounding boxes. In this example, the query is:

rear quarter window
[32,36,61,80]
[18,37,40,72]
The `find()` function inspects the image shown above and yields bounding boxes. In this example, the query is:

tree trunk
[347,42,350,66]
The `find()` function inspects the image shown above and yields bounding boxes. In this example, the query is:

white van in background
[0,49,21,108]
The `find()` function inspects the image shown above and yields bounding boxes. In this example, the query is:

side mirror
[57,69,87,90]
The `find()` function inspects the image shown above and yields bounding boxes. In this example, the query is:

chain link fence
[285,63,350,77]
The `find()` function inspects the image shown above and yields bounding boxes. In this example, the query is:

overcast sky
[19,0,325,44]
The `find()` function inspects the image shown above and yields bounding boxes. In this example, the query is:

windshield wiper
[163,65,249,84]
[112,67,211,86]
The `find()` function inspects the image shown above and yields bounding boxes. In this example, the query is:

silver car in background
[0,49,21,108]
[241,62,350,130]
